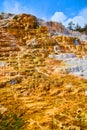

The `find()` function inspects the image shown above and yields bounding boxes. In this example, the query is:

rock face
[9,14,38,29]
[0,28,20,56]
[46,21,70,34]
[37,20,70,34]
[0,26,21,78]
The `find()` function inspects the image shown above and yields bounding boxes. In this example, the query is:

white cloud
[64,8,87,27]
[50,7,87,27]
[3,0,29,14]
[79,8,87,18]
[64,16,86,27]
[51,12,67,23]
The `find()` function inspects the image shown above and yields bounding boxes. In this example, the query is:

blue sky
[0,0,87,27]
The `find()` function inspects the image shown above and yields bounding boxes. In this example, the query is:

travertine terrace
[0,13,87,130]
